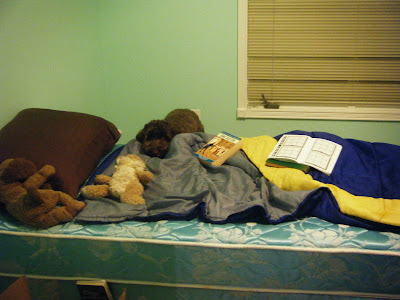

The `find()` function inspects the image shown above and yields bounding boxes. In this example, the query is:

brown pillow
[0,108,121,197]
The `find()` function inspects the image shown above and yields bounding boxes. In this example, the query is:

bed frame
[1,209,400,299]
[1,109,399,299]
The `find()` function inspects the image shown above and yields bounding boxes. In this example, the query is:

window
[238,0,400,120]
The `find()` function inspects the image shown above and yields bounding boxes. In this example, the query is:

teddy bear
[0,158,86,229]
[81,154,154,205]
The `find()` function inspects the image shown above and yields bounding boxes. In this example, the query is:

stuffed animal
[0,158,86,229]
[136,108,205,158]
[81,154,153,205]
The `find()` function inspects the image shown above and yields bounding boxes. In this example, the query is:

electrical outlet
[191,109,201,120]
[76,280,113,300]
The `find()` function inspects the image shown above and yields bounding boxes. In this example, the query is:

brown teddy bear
[81,154,153,205]
[0,158,86,229]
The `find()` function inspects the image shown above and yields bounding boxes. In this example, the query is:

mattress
[1,207,400,299]
[1,132,400,299]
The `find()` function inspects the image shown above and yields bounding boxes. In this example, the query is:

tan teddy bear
[0,158,86,229]
[81,154,153,205]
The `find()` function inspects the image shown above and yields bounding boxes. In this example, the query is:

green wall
[1,0,399,144]
[0,1,104,122]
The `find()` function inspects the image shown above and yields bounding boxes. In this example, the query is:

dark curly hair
[136,109,204,158]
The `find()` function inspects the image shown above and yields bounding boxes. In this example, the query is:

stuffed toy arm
[94,174,112,185]
[137,170,154,185]
[23,165,56,189]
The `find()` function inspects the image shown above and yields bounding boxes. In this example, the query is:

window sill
[237,106,400,121]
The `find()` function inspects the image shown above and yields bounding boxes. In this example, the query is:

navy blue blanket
[275,131,400,231]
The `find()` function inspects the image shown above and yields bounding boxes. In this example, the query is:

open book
[267,134,342,175]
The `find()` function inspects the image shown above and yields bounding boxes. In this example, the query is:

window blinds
[247,0,400,110]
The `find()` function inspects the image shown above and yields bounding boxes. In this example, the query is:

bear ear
[1,158,37,183]
[0,159,14,172]
[126,154,140,161]
[115,155,131,165]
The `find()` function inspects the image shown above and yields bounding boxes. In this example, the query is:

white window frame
[237,0,400,121]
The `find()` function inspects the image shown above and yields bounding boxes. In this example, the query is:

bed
[1,108,399,299]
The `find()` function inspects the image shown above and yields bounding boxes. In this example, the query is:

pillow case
[0,108,121,197]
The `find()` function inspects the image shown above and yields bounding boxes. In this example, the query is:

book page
[304,138,342,174]
[269,135,311,161]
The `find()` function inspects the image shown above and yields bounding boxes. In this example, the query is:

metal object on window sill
[262,94,280,109]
